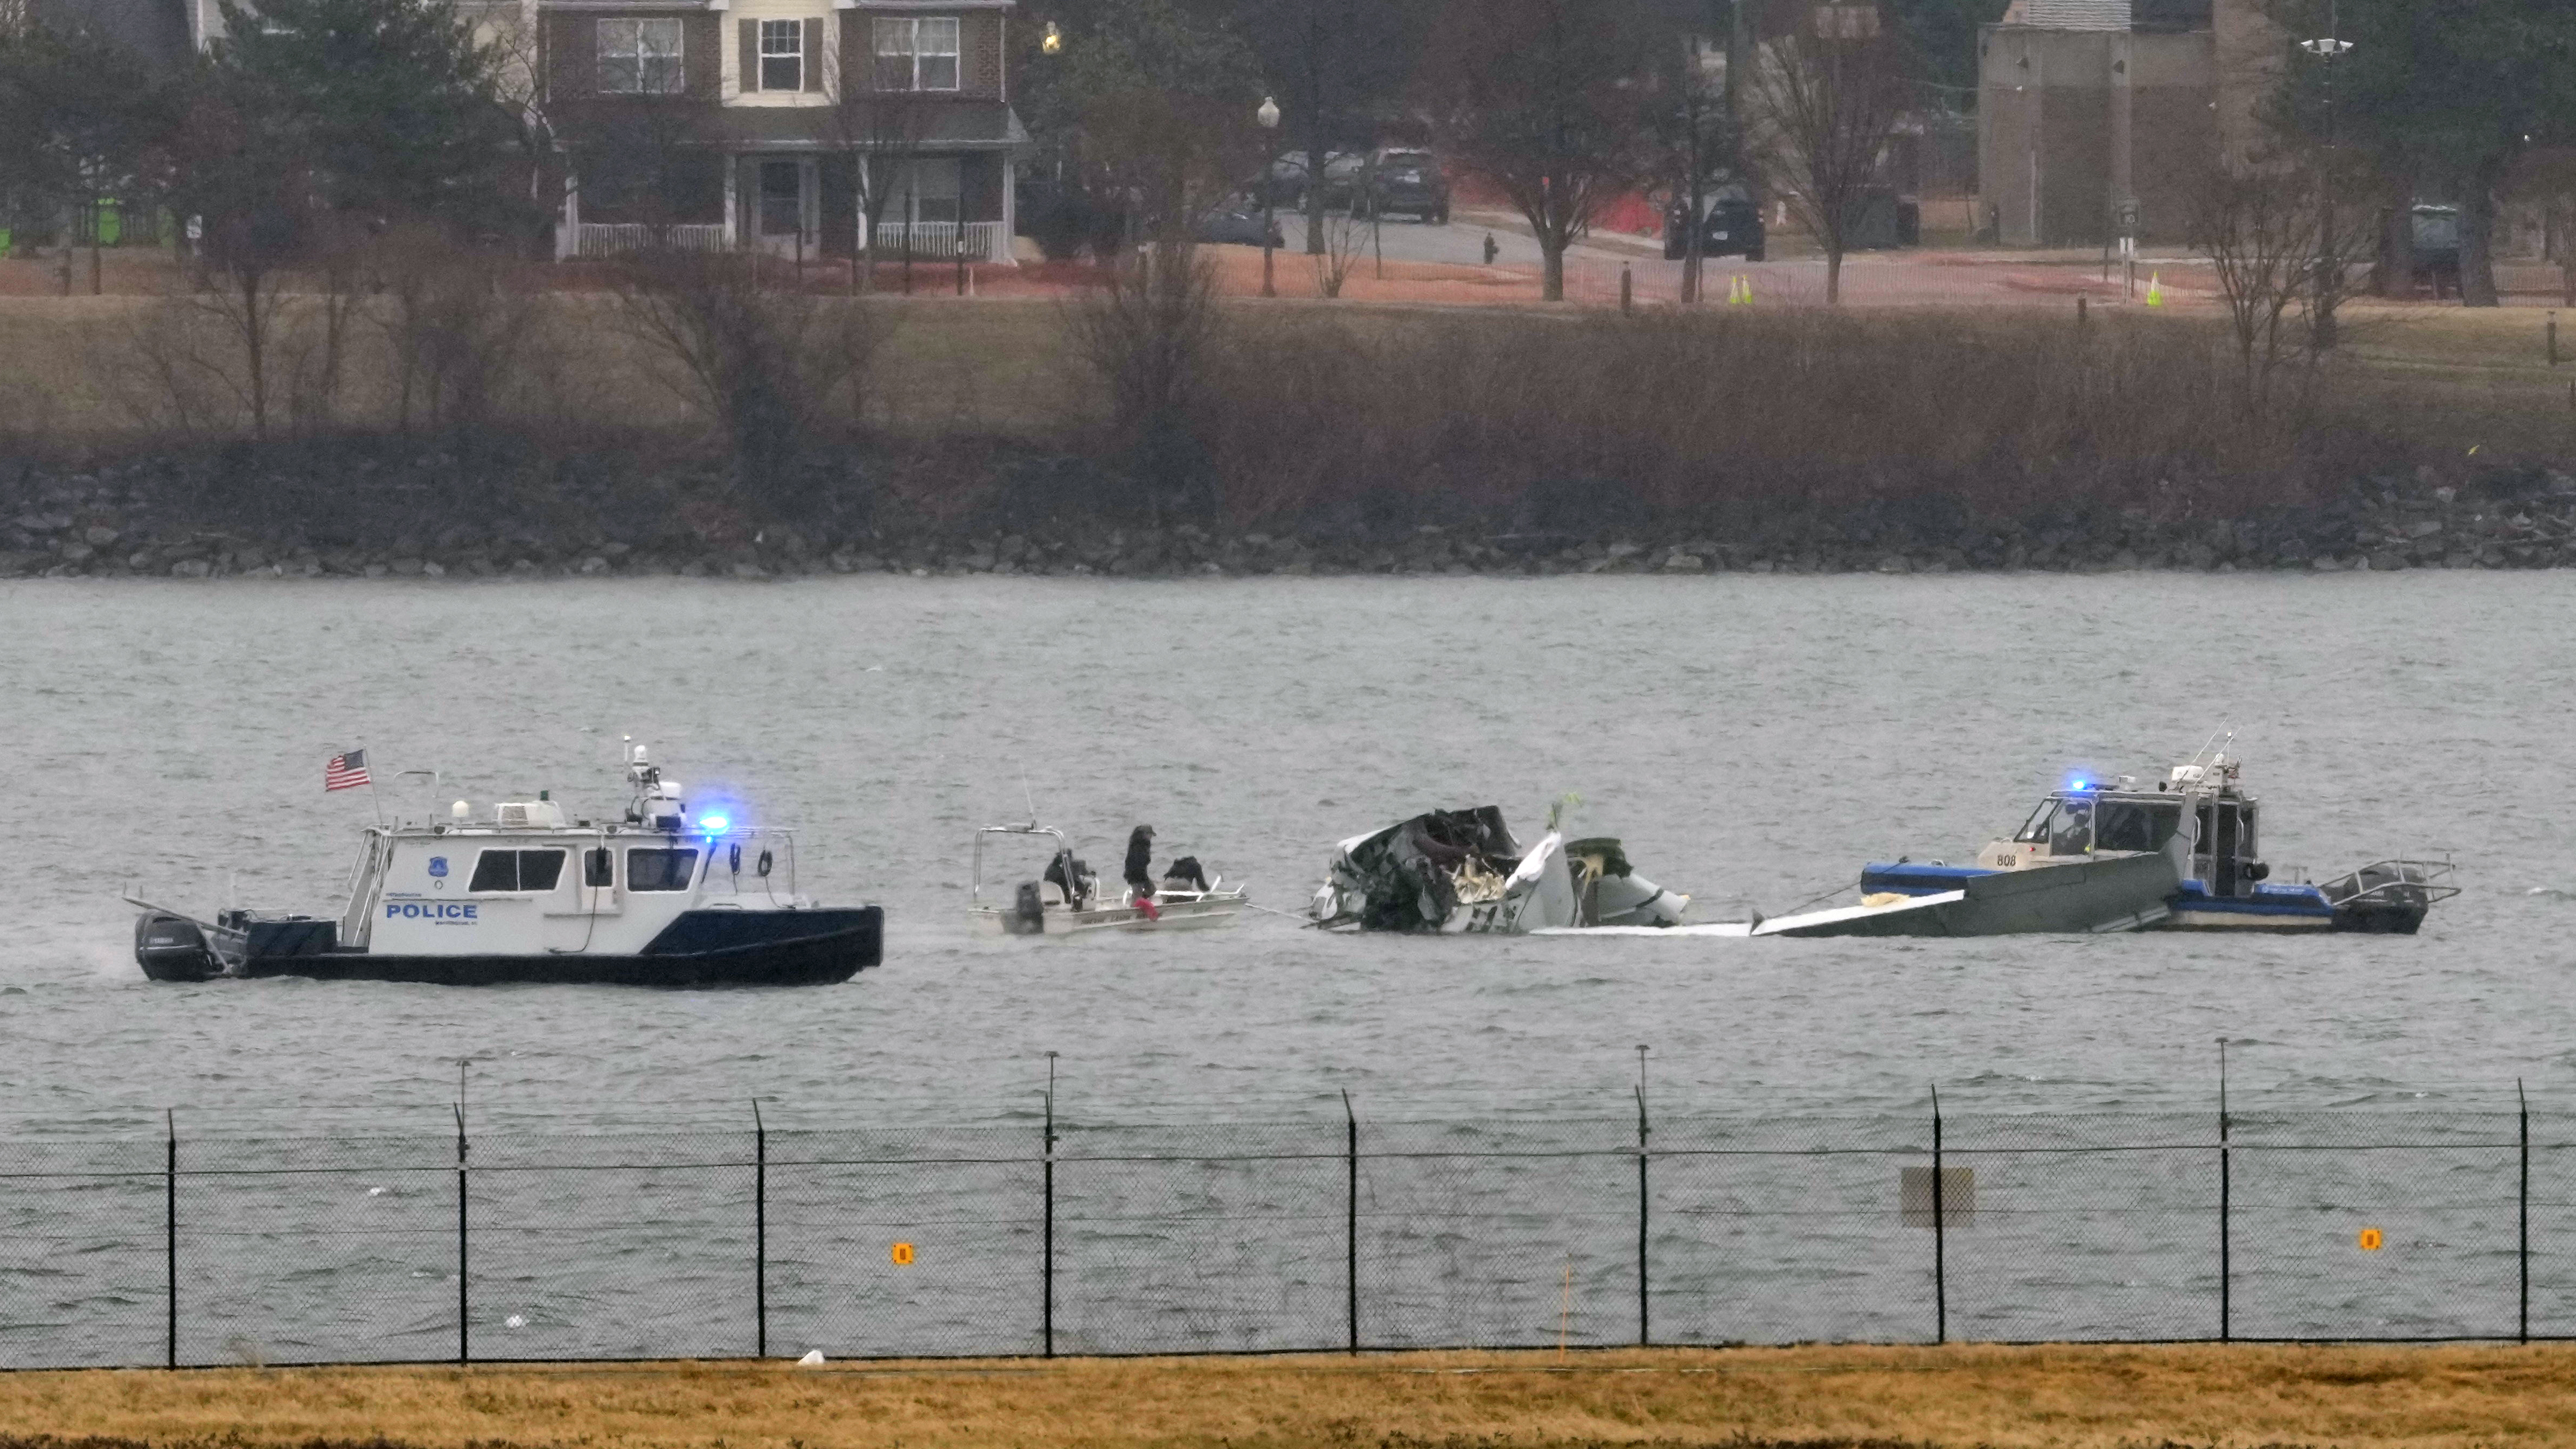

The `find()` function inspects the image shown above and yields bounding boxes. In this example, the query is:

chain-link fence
[3,1103,2566,1369]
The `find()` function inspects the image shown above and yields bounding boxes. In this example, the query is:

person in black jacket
[1124,825,1157,897]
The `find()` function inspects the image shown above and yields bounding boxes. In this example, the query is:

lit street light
[1041,21,1061,57]
[1257,95,1282,298]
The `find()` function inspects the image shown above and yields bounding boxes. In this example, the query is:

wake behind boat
[131,746,881,986]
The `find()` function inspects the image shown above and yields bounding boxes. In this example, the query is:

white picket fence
[862,220,1004,261]
[573,223,729,257]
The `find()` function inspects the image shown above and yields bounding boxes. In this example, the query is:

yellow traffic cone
[1725,275,1741,305]
[2145,271,2164,309]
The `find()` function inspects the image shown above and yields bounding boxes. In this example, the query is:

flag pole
[361,741,385,827]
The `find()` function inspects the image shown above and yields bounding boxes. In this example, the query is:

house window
[893,157,961,224]
[599,17,684,94]
[873,16,958,92]
[759,19,802,93]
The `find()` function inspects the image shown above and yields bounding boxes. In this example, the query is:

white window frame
[598,17,684,95]
[872,15,959,93]
[759,18,802,94]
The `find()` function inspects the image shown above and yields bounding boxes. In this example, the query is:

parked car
[1196,201,1285,249]
[1663,185,1766,261]
[1355,149,1450,224]
[1314,152,1366,211]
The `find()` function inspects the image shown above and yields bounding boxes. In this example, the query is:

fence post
[1931,1085,1945,1346]
[1635,1070,1650,1347]
[455,1102,469,1365]
[1343,1089,1359,1355]
[1042,1055,1056,1359]
[754,1099,767,1360]
[2521,1078,2530,1345]
[2218,1041,2231,1344]
[164,1109,176,1370]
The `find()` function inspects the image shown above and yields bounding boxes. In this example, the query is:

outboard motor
[1006,880,1048,935]
[134,912,222,982]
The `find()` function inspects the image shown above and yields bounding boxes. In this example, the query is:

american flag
[324,750,372,792]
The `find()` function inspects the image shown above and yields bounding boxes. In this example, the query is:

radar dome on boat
[450,800,470,820]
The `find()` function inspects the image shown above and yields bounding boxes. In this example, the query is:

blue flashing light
[2070,779,2091,792]
[699,813,732,834]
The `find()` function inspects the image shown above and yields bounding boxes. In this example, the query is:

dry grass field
[3,1345,2574,1449]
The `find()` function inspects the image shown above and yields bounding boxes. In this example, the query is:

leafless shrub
[1311,206,1366,299]
[1064,239,1224,517]
[367,225,544,434]
[608,248,885,497]
[1189,306,2367,528]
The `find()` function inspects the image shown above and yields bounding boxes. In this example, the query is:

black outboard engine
[1006,880,1048,935]
[135,912,222,982]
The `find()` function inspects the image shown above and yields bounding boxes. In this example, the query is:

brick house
[540,0,1029,262]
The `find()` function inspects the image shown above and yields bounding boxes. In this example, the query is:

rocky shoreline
[9,448,2576,580]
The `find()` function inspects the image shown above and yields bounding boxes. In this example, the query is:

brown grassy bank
[7,295,2576,580]
[4,1344,2575,1448]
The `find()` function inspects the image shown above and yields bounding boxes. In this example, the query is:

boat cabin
[1975,759,2266,896]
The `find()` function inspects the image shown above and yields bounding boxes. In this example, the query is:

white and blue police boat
[1853,753,2457,935]
[130,746,882,986]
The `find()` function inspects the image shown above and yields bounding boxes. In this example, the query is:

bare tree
[1066,238,1224,518]
[822,40,935,295]
[369,222,542,433]
[610,248,882,496]
[1420,0,1658,302]
[1311,203,1365,297]
[1741,6,1911,305]
[2185,159,2365,418]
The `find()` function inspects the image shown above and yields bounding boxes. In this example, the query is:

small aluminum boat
[970,823,1248,936]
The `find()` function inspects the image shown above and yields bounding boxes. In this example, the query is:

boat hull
[972,894,1247,937]
[143,908,882,987]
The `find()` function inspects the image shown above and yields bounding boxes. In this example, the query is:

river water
[4,573,2573,1362]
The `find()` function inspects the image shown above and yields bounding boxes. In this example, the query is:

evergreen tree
[208,0,532,235]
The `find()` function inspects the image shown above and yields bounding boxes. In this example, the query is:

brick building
[1976,0,2218,247]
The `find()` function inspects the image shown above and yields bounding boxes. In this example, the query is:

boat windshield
[2049,799,2094,855]
[2014,799,2058,844]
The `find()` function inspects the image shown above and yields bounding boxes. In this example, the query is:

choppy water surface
[7,573,2576,1367]
[5,571,2570,1129]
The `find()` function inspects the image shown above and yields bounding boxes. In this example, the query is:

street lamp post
[2301,15,2354,347]
[1258,95,1282,298]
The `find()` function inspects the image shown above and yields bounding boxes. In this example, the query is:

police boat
[1853,753,2457,935]
[129,746,883,986]
[970,821,1248,936]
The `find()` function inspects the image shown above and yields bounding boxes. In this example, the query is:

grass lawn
[3,1344,2574,1449]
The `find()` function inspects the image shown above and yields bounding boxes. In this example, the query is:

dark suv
[1357,149,1451,224]
[1663,187,1765,261]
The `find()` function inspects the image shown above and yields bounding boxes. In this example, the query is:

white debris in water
[367,1186,387,1196]
[797,1349,825,1366]
[505,1314,526,1328]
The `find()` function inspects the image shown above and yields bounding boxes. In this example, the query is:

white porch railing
[575,223,729,257]
[862,220,1004,261]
